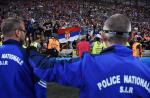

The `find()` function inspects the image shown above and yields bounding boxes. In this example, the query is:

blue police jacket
[0,40,46,98]
[140,57,150,67]
[31,44,150,98]
[35,80,47,98]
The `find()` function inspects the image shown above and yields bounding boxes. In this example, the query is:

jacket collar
[3,39,22,47]
[101,44,132,56]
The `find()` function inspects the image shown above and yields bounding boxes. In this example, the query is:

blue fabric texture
[31,44,150,98]
[0,40,46,98]
[140,57,150,66]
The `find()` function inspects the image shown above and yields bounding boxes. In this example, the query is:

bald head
[103,14,131,33]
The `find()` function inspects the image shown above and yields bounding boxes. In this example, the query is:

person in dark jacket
[0,17,47,98]
[30,14,150,98]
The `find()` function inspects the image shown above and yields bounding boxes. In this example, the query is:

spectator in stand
[76,35,90,57]
[132,37,143,57]
[47,36,60,57]
[30,35,42,52]
[92,37,104,54]
[42,20,53,41]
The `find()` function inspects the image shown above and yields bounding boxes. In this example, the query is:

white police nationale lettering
[120,86,133,93]
[0,60,8,66]
[124,75,150,93]
[97,75,150,94]
[1,54,24,66]
[97,75,120,91]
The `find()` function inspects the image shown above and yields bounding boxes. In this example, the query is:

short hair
[102,14,131,44]
[103,14,131,33]
[1,17,23,36]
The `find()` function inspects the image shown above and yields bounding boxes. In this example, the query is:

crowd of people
[0,0,150,57]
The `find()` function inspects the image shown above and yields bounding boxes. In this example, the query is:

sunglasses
[102,30,130,35]
[19,29,27,33]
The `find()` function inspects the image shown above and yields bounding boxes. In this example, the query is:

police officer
[30,14,150,98]
[0,17,47,98]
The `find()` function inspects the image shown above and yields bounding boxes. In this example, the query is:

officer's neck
[4,36,20,42]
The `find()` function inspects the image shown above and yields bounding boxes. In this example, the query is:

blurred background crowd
[0,0,150,58]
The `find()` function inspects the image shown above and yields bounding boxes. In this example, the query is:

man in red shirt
[76,35,90,57]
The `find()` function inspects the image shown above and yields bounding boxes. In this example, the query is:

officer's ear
[101,31,108,42]
[100,31,109,47]
[15,29,21,38]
